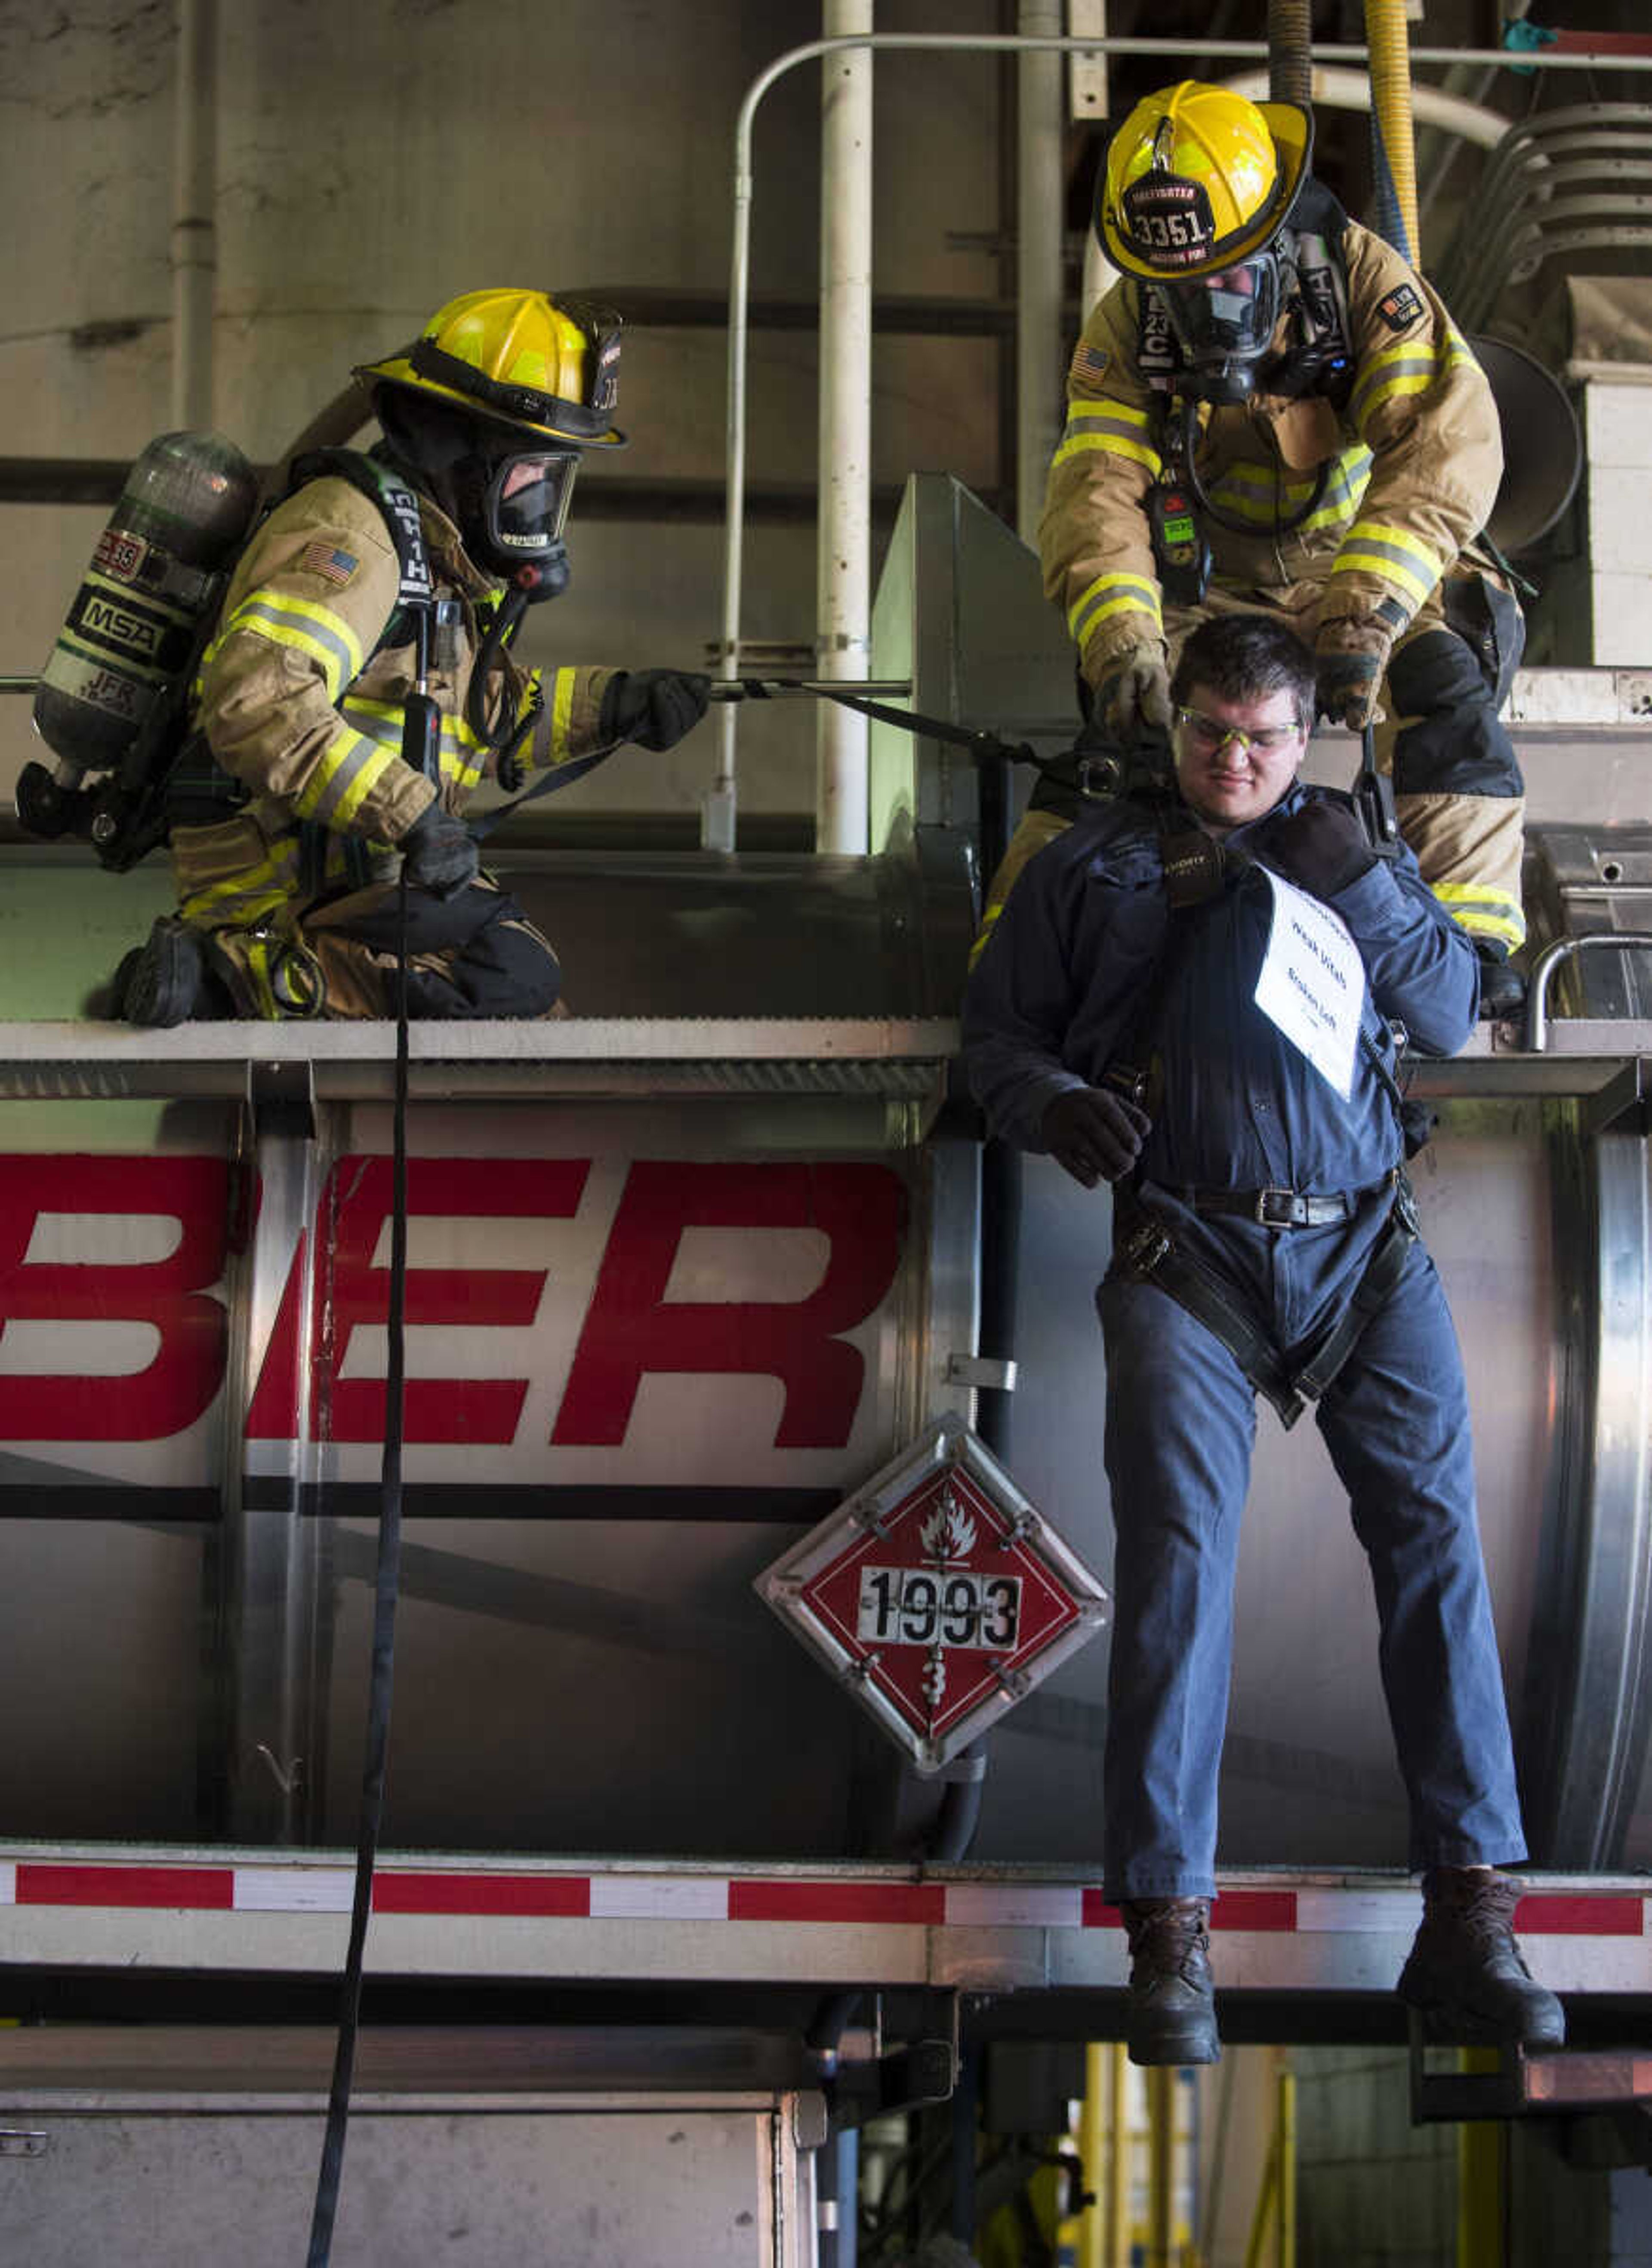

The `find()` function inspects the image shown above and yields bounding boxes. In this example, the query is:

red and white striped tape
[0,1861,1643,1936]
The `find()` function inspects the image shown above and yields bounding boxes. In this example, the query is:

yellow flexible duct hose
[1268,0,1314,104]
[1365,0,1421,263]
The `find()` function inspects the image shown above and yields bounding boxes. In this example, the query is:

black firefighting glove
[1095,646,1173,745]
[1257,799,1378,900]
[401,804,480,901]
[1042,1087,1152,1190]
[1313,620,1391,730]
[599,669,713,751]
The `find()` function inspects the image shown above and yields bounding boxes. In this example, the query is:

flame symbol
[920,1487,977,1564]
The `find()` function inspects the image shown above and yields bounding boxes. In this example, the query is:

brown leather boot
[1397,1867,1566,2046]
[1120,1897,1220,2066]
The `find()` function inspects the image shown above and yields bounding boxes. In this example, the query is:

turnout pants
[1094,1193,1527,1901]
[200,879,563,1021]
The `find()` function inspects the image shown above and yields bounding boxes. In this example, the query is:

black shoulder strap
[288,447,435,634]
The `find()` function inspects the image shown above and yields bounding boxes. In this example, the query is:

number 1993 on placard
[855,1566,1023,1649]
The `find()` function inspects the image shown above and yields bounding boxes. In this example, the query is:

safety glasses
[1174,704,1305,757]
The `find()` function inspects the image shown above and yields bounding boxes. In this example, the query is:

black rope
[304,864,412,2267]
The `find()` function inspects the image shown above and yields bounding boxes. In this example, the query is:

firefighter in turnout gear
[109,288,710,1023]
[983,82,1526,1018]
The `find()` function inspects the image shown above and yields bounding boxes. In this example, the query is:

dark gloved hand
[1313,620,1391,730]
[1257,799,1378,900]
[599,669,713,751]
[1095,647,1173,744]
[1042,1086,1152,1189]
[400,804,480,901]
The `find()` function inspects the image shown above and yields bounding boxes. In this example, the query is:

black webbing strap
[1113,1181,1419,1430]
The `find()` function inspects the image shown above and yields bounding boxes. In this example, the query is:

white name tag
[1252,866,1366,1100]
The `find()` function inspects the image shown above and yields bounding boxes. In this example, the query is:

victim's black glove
[400,804,480,901]
[1042,1087,1152,1189]
[599,669,713,751]
[1257,799,1378,900]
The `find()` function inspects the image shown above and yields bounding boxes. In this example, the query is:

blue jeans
[1097,1193,1528,1900]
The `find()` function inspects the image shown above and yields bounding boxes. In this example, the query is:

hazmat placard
[755,1414,1110,1773]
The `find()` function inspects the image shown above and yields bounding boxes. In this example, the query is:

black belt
[1113,1176,1420,1429]
[1176,1186,1356,1229]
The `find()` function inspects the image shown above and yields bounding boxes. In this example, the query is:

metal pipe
[1146,2065,1175,2267]
[1017,0,1065,546]
[1525,933,1652,1051]
[171,0,218,431]
[1106,2040,1131,2268]
[715,34,1607,852]
[1076,2041,1106,2268]
[817,0,875,857]
[1221,65,1510,151]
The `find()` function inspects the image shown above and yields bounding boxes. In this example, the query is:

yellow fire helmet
[357,288,627,449]
[1096,82,1313,281]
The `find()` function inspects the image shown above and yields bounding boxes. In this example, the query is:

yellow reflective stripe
[215,591,365,699]
[1069,573,1162,647]
[1297,450,1372,534]
[1434,882,1526,947]
[1350,331,1473,434]
[341,692,486,758]
[967,906,1002,969]
[1193,446,1374,535]
[242,935,282,1022]
[338,693,485,793]
[539,666,578,763]
[1329,519,1443,608]
[1051,426,1162,475]
[178,835,299,926]
[292,721,400,829]
[1349,339,1435,430]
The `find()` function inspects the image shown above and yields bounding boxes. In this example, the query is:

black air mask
[376,388,576,758]
[1159,247,1288,405]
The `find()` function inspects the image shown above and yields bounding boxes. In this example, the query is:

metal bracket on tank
[243,1052,317,1142]
[1409,2017,1652,2123]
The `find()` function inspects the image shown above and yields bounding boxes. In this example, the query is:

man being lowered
[964,612,1562,2065]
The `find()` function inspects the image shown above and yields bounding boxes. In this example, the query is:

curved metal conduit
[1516,933,1652,1864]
[712,31,1645,854]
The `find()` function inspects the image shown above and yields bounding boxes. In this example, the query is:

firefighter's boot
[117,918,234,1026]
[1396,1867,1566,2046]
[1474,938,1526,1021]
[1120,1897,1220,2066]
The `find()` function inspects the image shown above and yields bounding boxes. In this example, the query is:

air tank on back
[20,432,259,842]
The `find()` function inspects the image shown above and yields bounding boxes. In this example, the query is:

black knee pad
[1388,630,1524,800]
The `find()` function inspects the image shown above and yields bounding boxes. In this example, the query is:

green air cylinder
[31,431,259,783]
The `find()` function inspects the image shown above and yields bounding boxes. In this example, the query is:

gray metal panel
[0,2105,809,2268]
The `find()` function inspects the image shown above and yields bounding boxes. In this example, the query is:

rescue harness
[1097,804,1427,1429]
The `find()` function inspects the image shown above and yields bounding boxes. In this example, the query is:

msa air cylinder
[23,432,259,834]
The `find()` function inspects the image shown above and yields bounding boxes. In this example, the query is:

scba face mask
[469,449,580,595]
[1160,251,1285,403]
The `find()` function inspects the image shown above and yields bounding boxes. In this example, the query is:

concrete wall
[0,0,1006,827]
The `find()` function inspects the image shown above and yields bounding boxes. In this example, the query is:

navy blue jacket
[962,782,1478,1198]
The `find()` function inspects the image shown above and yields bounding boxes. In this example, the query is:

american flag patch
[301,540,359,586]
[1073,342,1111,382]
